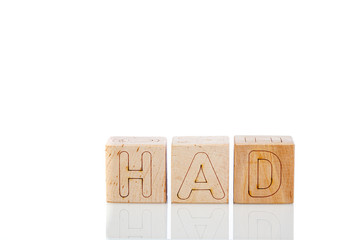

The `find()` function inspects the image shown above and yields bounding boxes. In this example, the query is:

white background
[0,0,359,239]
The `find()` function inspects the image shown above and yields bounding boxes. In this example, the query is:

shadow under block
[105,137,167,203]
[172,136,229,203]
[234,136,294,204]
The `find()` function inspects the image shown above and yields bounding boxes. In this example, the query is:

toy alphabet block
[172,136,229,203]
[234,136,294,203]
[105,137,167,203]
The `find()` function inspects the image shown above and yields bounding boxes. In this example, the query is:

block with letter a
[172,136,229,203]
[234,136,294,203]
[105,137,167,203]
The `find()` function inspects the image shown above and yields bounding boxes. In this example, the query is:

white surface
[0,1,359,239]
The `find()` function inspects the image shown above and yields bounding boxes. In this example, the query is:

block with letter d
[234,136,294,203]
[171,136,229,203]
[105,137,167,203]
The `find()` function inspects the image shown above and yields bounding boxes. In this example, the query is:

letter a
[177,152,225,200]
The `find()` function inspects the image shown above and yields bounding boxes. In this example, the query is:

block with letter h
[171,136,229,203]
[234,136,294,203]
[105,137,167,203]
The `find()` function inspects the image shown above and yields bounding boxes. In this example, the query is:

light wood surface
[172,136,229,203]
[234,136,294,204]
[105,137,167,203]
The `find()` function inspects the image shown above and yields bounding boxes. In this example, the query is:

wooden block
[234,136,294,203]
[171,136,229,203]
[105,137,167,203]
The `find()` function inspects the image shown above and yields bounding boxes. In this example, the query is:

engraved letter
[119,151,152,198]
[177,152,225,200]
[248,150,281,197]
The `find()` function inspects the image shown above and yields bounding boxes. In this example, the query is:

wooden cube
[234,136,294,203]
[105,137,167,203]
[172,136,229,203]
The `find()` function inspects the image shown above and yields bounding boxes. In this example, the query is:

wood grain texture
[172,136,229,203]
[234,136,294,204]
[105,137,167,203]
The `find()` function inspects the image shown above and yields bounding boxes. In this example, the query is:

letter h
[118,151,152,198]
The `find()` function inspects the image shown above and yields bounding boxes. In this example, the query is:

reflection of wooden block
[172,204,229,239]
[234,204,293,239]
[107,203,167,239]
[172,136,229,203]
[234,136,294,204]
[105,137,167,203]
